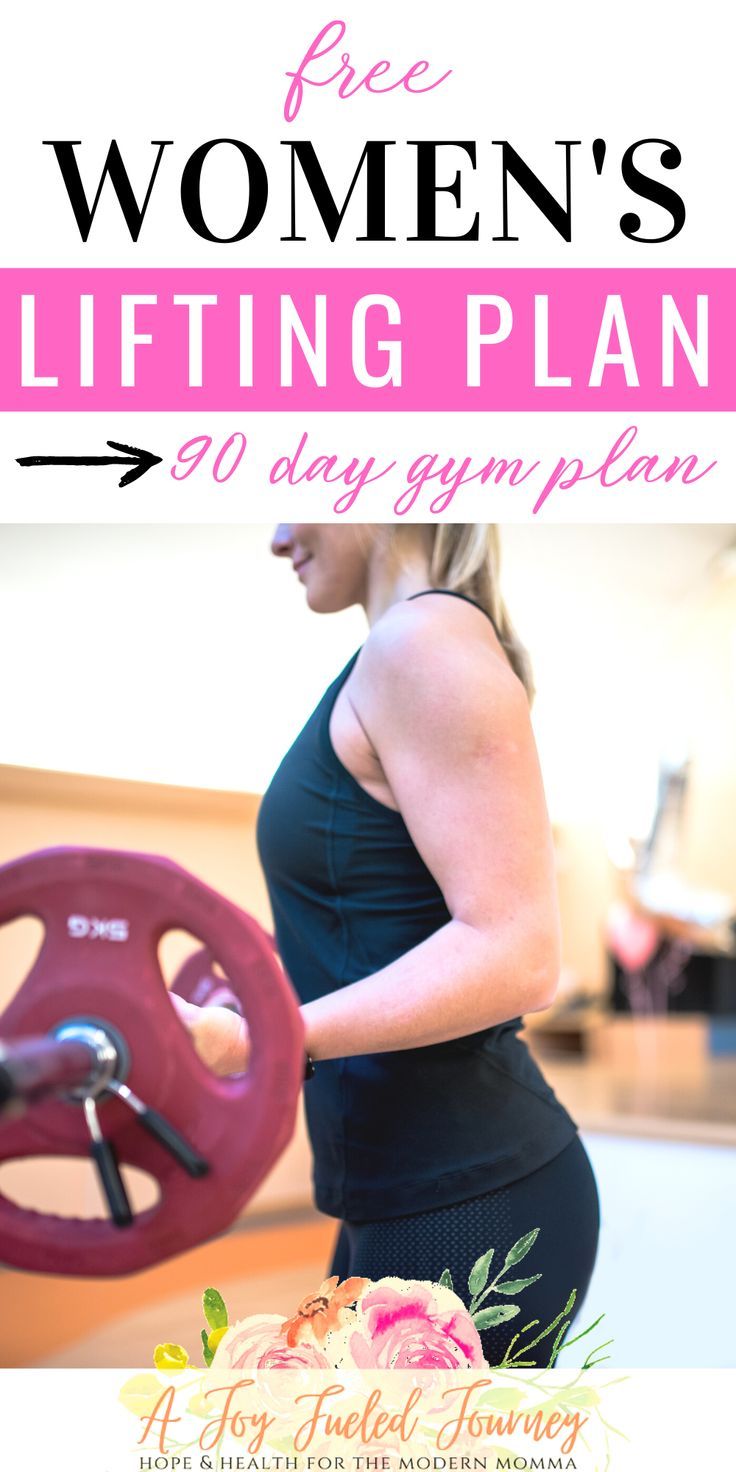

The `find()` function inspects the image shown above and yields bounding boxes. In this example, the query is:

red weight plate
[0,848,304,1276]
[171,947,242,1013]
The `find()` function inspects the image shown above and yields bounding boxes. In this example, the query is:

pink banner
[0,269,730,411]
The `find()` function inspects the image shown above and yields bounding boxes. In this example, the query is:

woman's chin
[303,582,322,612]
[304,584,350,615]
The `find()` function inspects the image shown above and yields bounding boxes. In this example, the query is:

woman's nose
[271,525,294,558]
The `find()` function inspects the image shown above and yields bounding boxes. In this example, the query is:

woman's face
[271,524,380,612]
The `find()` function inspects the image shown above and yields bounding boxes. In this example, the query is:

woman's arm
[176,598,560,1073]
[302,598,561,1058]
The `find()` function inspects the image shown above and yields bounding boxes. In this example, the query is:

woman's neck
[363,547,434,627]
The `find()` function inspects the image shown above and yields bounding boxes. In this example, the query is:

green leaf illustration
[561,1287,577,1316]
[467,1247,495,1297]
[581,1340,615,1370]
[502,1228,540,1270]
[203,1287,228,1331]
[493,1274,542,1295]
[201,1329,214,1368]
[476,1387,527,1411]
[473,1304,521,1329]
[438,1268,454,1291]
[560,1388,601,1409]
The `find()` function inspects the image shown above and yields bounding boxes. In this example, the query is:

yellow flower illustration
[153,1342,190,1373]
[119,1374,168,1418]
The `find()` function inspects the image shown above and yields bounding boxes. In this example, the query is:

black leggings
[329,1134,600,1367]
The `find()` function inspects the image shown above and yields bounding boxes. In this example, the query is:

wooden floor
[1,1212,335,1368]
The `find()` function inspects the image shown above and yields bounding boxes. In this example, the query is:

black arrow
[16,439,162,488]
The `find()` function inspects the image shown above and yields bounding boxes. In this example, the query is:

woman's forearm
[301,916,560,1061]
[175,917,559,1076]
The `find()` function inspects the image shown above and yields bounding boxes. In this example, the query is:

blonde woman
[179,524,600,1362]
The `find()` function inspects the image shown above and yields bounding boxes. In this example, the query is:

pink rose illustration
[348,1279,485,1369]
[213,1313,332,1370]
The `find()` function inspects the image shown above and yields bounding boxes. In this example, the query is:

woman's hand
[169,991,251,1076]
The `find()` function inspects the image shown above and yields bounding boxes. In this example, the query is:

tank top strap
[323,593,496,736]
[407,588,497,631]
[318,648,362,726]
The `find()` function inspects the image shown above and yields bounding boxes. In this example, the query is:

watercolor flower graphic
[347,1278,485,1369]
[142,1226,611,1378]
[209,1276,483,1373]
[213,1312,332,1370]
[281,1274,369,1346]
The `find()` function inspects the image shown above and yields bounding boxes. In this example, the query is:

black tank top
[256,591,578,1220]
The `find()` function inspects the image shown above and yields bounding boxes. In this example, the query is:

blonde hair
[387,525,534,701]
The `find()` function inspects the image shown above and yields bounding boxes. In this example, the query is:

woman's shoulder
[353,592,527,728]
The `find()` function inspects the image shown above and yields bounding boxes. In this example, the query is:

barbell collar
[0,1036,98,1115]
